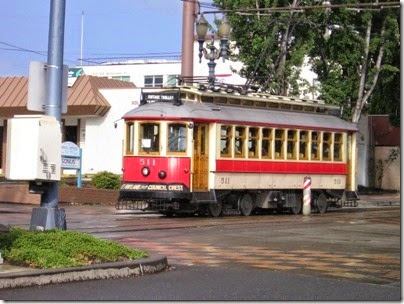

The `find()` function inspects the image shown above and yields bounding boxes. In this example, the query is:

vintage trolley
[117,85,358,216]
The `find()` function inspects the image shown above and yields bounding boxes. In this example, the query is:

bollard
[303,176,311,215]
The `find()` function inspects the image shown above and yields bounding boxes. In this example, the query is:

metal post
[30,0,67,230]
[303,176,311,215]
[181,0,195,85]
[77,148,82,188]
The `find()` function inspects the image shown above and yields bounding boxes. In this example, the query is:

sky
[0,0,187,76]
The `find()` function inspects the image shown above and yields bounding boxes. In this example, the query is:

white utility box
[6,115,61,181]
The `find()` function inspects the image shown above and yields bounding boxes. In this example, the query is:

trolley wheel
[239,193,253,216]
[315,193,328,214]
[208,202,222,217]
[290,193,302,215]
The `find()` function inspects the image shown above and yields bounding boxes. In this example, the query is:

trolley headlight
[141,166,150,177]
[158,170,167,179]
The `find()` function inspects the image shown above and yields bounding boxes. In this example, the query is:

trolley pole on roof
[30,0,67,230]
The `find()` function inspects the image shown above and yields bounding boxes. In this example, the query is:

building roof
[0,75,136,117]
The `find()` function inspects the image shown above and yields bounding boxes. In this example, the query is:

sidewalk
[0,193,400,289]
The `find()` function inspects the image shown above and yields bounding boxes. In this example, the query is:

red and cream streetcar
[117,84,358,216]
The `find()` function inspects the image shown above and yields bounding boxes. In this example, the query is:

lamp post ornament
[196,14,231,87]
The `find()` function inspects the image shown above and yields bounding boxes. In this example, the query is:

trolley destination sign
[140,91,181,106]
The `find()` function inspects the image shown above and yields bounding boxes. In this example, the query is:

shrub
[1,228,148,269]
[91,171,121,190]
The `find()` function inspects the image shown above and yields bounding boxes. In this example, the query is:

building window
[65,125,78,144]
[111,76,131,82]
[144,75,163,87]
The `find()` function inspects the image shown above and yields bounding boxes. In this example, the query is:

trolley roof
[123,87,357,132]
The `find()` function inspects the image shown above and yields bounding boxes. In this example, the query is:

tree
[367,22,400,128]
[213,0,317,96]
[211,1,400,124]
[308,1,400,124]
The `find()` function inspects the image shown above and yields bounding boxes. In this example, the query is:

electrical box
[6,115,61,181]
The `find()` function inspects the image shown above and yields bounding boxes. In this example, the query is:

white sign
[61,141,80,157]
[28,61,68,113]
[61,157,80,169]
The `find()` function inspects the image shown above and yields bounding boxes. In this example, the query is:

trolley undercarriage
[115,189,359,217]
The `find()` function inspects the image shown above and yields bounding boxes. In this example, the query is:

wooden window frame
[274,129,285,160]
[139,122,160,155]
[248,127,259,159]
[220,125,232,158]
[125,122,135,155]
[261,128,273,159]
[299,130,309,160]
[167,122,187,154]
[287,129,298,160]
[234,126,246,158]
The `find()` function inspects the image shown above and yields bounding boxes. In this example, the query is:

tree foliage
[211,0,400,124]
[213,0,317,96]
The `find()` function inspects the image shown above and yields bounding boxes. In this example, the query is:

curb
[0,255,169,289]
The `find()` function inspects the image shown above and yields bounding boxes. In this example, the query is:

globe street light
[196,14,231,88]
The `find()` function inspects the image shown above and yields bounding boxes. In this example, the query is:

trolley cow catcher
[117,85,358,217]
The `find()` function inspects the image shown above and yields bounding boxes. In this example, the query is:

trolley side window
[261,128,272,159]
[248,127,259,158]
[334,133,343,161]
[125,122,135,155]
[220,125,232,157]
[139,123,160,154]
[322,132,332,161]
[299,130,309,160]
[235,126,246,158]
[311,131,320,160]
[274,129,285,159]
[168,123,187,153]
[287,130,297,160]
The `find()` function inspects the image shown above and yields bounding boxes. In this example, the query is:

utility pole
[180,0,195,85]
[30,0,67,230]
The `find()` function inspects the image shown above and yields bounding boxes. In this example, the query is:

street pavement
[0,192,400,289]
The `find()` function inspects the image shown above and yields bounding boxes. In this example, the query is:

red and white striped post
[303,176,311,215]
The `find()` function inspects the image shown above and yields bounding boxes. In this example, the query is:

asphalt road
[0,203,401,301]
[0,265,400,301]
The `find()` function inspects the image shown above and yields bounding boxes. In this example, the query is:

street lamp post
[195,14,231,88]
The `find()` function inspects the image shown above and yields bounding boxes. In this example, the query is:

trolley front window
[168,123,187,153]
[125,122,134,155]
[139,123,160,154]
